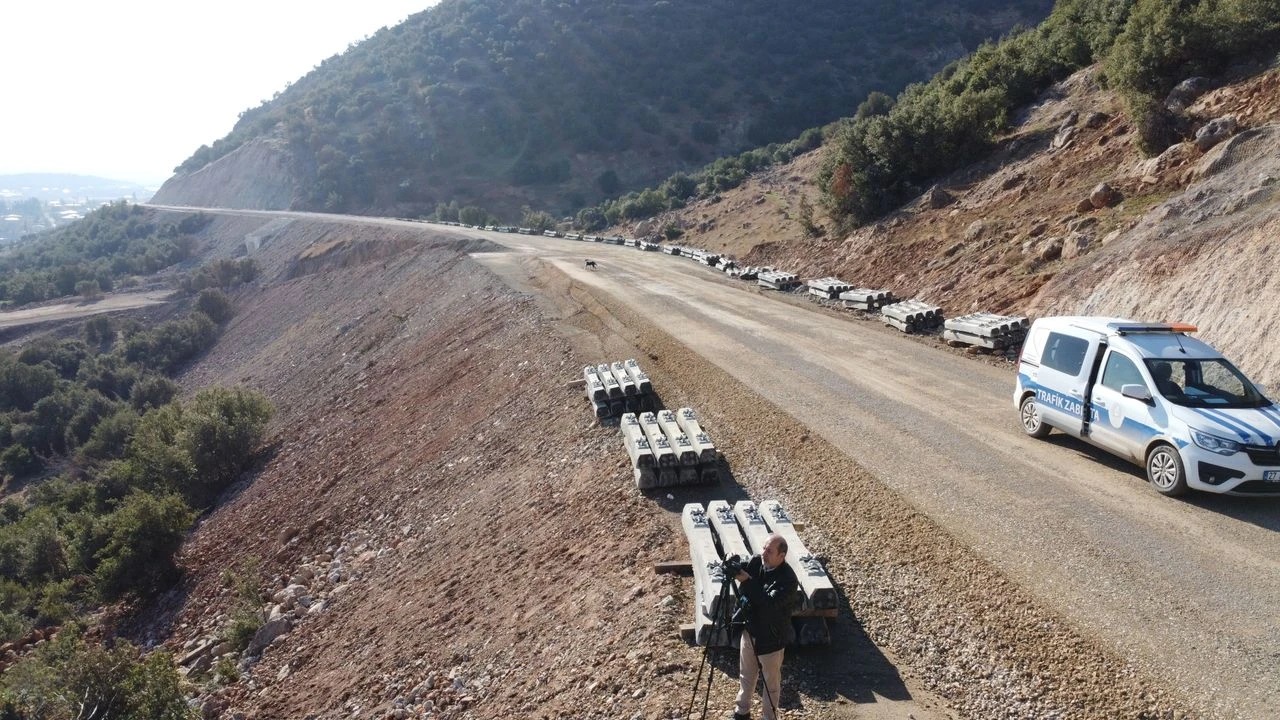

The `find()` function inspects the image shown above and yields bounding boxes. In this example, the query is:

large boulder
[1060,232,1093,260]
[921,185,954,209]
[1089,182,1121,209]
[247,618,292,656]
[1051,125,1077,150]
[1194,115,1238,152]
[1165,77,1213,112]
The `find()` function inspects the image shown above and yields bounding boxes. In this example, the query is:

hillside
[54,212,1192,719]
[637,60,1280,387]
[153,0,1053,218]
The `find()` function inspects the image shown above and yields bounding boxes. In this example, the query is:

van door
[1089,348,1161,461]
[1030,331,1100,436]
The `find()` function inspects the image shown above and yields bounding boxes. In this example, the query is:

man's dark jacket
[736,554,799,655]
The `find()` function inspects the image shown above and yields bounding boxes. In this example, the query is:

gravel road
[472,230,1280,720]
[142,205,1279,718]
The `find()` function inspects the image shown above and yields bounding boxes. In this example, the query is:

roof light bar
[1110,322,1198,335]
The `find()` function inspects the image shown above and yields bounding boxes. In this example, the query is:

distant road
[0,290,171,330]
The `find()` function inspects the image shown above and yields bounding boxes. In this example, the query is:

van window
[1042,332,1090,375]
[1145,358,1272,408]
[1021,327,1047,364]
[1101,351,1144,391]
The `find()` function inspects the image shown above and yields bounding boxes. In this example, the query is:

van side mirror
[1121,384,1154,404]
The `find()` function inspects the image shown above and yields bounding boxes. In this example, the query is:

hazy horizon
[1,1,438,187]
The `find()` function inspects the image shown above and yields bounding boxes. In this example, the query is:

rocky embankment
[649,65,1280,385]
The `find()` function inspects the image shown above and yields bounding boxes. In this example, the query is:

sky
[1,1,438,187]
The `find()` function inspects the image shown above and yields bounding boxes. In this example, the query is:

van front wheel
[1146,444,1188,496]
[1019,395,1051,438]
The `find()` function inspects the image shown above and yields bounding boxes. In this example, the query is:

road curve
[146,206,1280,718]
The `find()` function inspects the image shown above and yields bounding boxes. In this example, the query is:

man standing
[733,533,799,720]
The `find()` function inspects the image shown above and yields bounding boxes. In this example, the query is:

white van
[1014,317,1280,496]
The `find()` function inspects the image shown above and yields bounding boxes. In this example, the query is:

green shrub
[130,375,180,413]
[113,388,271,508]
[0,353,59,413]
[195,288,235,325]
[219,558,265,653]
[0,625,194,720]
[0,446,38,480]
[91,491,194,600]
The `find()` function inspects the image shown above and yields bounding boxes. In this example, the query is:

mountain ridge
[153,0,1054,218]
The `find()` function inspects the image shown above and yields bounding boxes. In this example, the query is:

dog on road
[585,259,597,269]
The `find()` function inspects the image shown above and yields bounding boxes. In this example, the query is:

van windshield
[1144,358,1273,409]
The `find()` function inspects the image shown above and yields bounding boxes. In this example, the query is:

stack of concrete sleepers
[585,359,656,418]
[942,312,1030,350]
[620,413,655,486]
[881,299,943,333]
[683,504,733,647]
[682,499,835,647]
[623,407,719,489]
[807,277,853,300]
[839,288,896,312]
[583,365,609,419]
[638,412,679,488]
[676,407,719,484]
[758,270,799,290]
[657,410,701,485]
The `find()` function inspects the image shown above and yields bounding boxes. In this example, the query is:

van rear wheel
[1019,395,1051,438]
[1146,444,1188,496]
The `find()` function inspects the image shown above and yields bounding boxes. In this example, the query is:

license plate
[1266,471,1280,483]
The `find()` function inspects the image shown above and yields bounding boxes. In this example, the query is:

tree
[75,280,101,301]
[459,206,491,226]
[520,207,556,232]
[91,491,194,599]
[195,288,235,325]
[0,625,195,719]
[797,196,821,237]
[855,91,894,119]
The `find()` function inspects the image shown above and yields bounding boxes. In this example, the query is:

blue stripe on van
[1209,410,1276,445]
[1258,404,1280,430]
[1192,408,1252,441]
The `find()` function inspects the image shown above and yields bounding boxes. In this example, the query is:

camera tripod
[685,571,778,720]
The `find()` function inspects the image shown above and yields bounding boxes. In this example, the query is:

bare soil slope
[113,213,1198,720]
[647,64,1280,385]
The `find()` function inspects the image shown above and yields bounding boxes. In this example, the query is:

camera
[721,554,744,575]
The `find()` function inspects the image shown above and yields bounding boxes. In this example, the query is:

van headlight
[1191,429,1242,456]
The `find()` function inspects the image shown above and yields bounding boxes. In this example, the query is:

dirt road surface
[461,229,1280,719]
[0,290,171,330]
[138,206,1277,718]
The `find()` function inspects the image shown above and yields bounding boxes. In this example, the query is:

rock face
[152,138,297,210]
[922,185,954,209]
[247,618,292,657]
[1165,76,1213,111]
[1194,115,1238,152]
[1088,182,1120,209]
